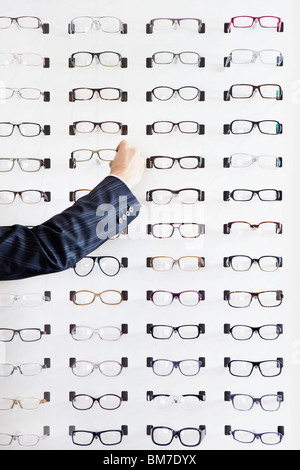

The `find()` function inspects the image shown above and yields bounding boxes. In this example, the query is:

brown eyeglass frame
[69,121,128,135]
[224,84,283,101]
[69,87,127,102]
[223,221,283,234]
[224,290,284,308]
[146,18,205,34]
[0,190,50,204]
[147,256,205,270]
[70,289,128,305]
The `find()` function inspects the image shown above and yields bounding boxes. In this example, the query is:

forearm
[0,175,141,281]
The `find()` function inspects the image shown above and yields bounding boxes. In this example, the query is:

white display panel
[0,0,299,451]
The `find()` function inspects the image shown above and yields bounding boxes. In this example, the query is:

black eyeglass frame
[69,87,127,102]
[146,155,205,169]
[147,425,206,447]
[223,255,283,271]
[223,189,282,202]
[69,51,128,68]
[224,391,284,411]
[69,425,128,446]
[73,256,128,277]
[224,357,284,377]
[147,323,205,339]
[224,323,283,340]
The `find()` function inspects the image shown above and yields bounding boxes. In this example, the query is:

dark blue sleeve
[0,175,141,280]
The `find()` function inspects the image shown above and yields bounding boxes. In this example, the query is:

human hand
[110,140,144,189]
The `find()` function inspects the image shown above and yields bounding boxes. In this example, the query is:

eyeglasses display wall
[0,0,299,451]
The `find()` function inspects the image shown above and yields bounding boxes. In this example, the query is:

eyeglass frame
[224,120,283,135]
[147,425,206,447]
[0,325,51,342]
[0,190,51,204]
[69,357,128,377]
[224,84,283,101]
[147,357,205,376]
[224,49,284,68]
[69,425,128,446]
[69,121,128,136]
[224,323,283,341]
[0,53,50,68]
[68,16,127,34]
[146,86,205,102]
[223,189,282,202]
[224,255,282,271]
[224,221,283,234]
[147,323,205,339]
[73,256,128,277]
[224,391,284,411]
[0,426,50,447]
[146,51,205,68]
[0,87,50,101]
[147,121,205,135]
[0,158,51,172]
[0,16,49,33]
[69,87,127,102]
[147,222,206,238]
[0,358,51,376]
[223,154,283,169]
[146,188,205,204]
[69,51,128,68]
[224,357,284,377]
[69,323,127,341]
[224,290,284,308]
[70,148,116,168]
[70,289,128,305]
[224,16,283,33]
[0,392,50,410]
[147,390,206,404]
[225,425,284,445]
[147,290,205,306]
[146,155,205,169]
[147,256,205,270]
[70,391,128,410]
[0,122,50,137]
[146,18,205,34]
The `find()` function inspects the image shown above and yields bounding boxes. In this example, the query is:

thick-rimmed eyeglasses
[146,18,205,34]
[0,325,50,342]
[0,16,49,33]
[146,155,205,169]
[69,121,127,135]
[0,53,50,67]
[68,16,127,34]
[224,391,284,411]
[0,190,50,204]
[146,188,205,204]
[70,289,127,306]
[225,16,283,33]
[147,86,204,102]
[0,359,50,377]
[147,323,205,339]
[147,290,205,307]
[0,394,49,410]
[147,51,205,68]
[224,120,282,135]
[69,87,127,102]
[69,51,127,68]
[147,357,205,376]
[70,426,127,446]
[225,426,284,445]
[70,324,127,342]
[0,428,50,447]
[224,290,284,308]
[147,391,206,410]
[70,148,116,168]
[147,256,205,271]
[0,158,51,173]
[70,391,128,410]
[224,84,283,101]
[147,222,205,238]
[0,122,50,137]
[147,120,205,134]
[0,292,51,307]
[224,49,283,67]
[73,256,128,277]
[224,323,283,341]
[147,425,206,447]
[224,221,282,235]
[224,153,282,169]
[224,357,283,377]
[0,87,50,101]
[70,357,127,377]
[224,255,282,272]
[224,189,282,202]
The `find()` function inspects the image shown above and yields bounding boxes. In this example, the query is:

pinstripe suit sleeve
[0,175,141,281]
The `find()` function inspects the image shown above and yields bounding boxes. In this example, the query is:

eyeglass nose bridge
[251,51,259,62]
